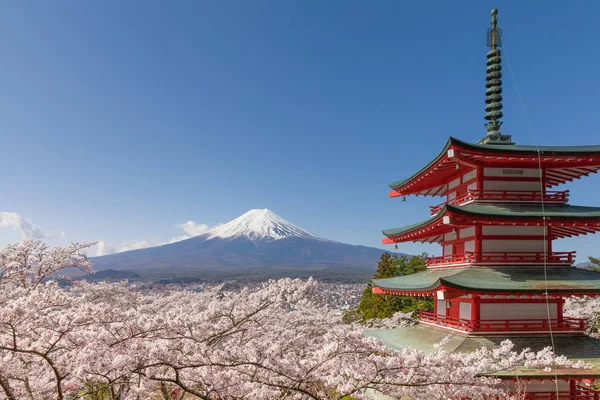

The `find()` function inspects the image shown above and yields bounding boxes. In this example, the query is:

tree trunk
[0,376,17,400]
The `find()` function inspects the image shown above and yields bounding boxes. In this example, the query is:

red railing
[426,253,477,266]
[419,312,586,333]
[426,251,576,267]
[429,189,570,215]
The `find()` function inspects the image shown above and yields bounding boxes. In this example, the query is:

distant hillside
[80,269,141,282]
[91,209,407,282]
[576,261,594,270]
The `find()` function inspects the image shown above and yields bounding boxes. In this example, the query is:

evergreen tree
[345,252,433,323]
[589,256,600,272]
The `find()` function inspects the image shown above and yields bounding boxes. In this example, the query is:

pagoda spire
[478,9,513,145]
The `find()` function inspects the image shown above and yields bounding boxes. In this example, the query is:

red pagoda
[371,9,600,398]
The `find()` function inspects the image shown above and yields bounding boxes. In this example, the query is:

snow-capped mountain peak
[207,209,325,242]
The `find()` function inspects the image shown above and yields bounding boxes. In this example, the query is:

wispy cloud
[96,240,116,256]
[177,221,211,237]
[95,219,217,256]
[0,212,49,240]
[119,239,156,252]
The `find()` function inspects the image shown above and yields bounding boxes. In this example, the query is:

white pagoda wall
[436,300,446,316]
[483,167,541,178]
[482,167,543,192]
[482,180,541,191]
[482,226,547,236]
[447,170,478,200]
[459,302,471,320]
[464,240,475,252]
[500,379,569,394]
[481,240,545,253]
[480,303,557,320]
[480,226,547,253]
[448,177,461,190]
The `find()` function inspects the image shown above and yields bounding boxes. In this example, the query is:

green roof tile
[382,203,600,238]
[372,267,600,293]
[389,137,600,190]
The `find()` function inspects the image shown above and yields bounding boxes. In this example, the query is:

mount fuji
[91,209,403,281]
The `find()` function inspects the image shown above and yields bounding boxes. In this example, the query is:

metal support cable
[499,25,561,397]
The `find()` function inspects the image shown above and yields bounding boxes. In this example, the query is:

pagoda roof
[382,203,600,243]
[371,266,600,295]
[365,324,600,378]
[389,137,600,196]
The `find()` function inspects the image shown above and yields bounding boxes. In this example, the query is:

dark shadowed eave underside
[389,137,600,191]
[382,203,600,239]
[371,267,600,294]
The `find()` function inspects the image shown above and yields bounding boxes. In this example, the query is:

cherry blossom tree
[565,296,600,337]
[0,240,588,400]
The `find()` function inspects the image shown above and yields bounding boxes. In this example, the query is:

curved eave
[382,208,448,244]
[388,137,600,197]
[382,203,600,244]
[389,138,453,190]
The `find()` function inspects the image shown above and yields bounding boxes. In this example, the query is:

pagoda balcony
[426,251,576,267]
[429,189,570,215]
[418,312,586,334]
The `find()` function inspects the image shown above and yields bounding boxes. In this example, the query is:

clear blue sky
[1,1,599,260]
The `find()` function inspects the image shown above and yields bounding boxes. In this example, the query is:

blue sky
[1,1,599,260]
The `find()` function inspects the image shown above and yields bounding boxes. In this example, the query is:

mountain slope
[91,209,405,278]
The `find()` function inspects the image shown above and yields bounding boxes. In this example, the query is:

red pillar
[557,297,564,323]
[471,295,480,330]
[570,378,576,400]
[474,225,482,261]
[542,165,547,196]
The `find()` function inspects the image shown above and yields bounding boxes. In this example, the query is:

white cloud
[177,221,211,237]
[96,240,116,256]
[165,235,189,244]
[119,240,155,252]
[0,212,49,240]
[95,219,217,256]
[60,231,66,238]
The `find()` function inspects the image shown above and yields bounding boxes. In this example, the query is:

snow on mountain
[91,208,405,278]
[207,209,327,242]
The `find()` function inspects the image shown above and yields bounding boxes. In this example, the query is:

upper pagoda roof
[382,203,600,243]
[389,137,600,196]
[372,266,600,295]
